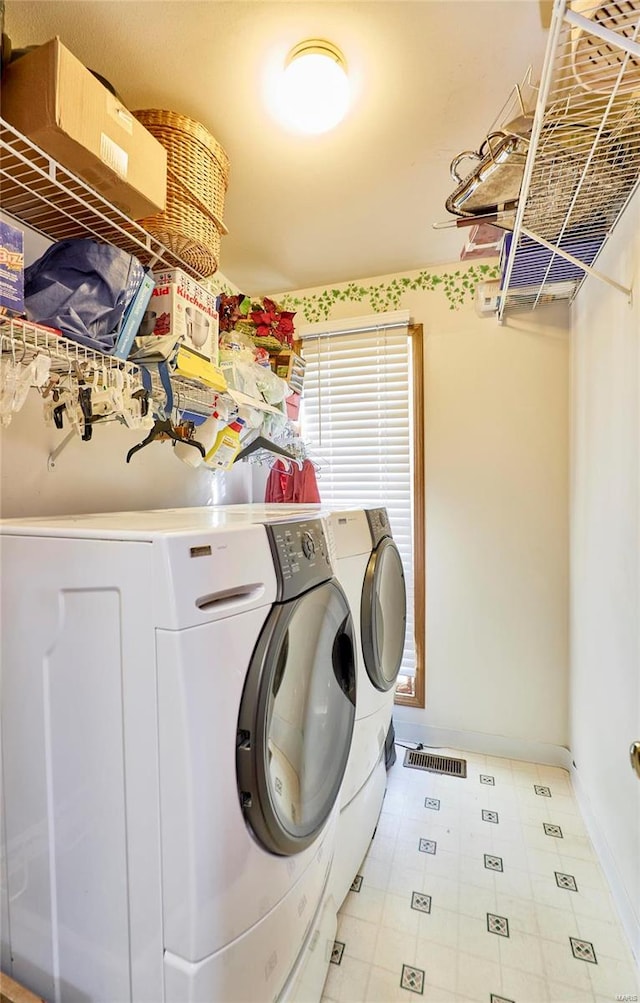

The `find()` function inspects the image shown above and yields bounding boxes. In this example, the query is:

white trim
[297,309,410,340]
[393,720,573,770]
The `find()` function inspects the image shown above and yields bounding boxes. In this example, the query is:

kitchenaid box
[0,37,167,220]
[147,269,219,364]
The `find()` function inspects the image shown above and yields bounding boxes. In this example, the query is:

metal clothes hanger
[234,434,301,467]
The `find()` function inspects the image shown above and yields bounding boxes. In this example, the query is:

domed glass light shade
[275,40,350,134]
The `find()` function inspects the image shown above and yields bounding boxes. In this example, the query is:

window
[299,311,425,707]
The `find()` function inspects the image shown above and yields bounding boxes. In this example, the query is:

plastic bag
[129,330,180,363]
[24,238,146,353]
[218,329,256,364]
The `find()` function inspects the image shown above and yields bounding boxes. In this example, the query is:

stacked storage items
[1,37,168,221]
[133,109,230,276]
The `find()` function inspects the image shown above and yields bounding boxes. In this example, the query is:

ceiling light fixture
[275,40,350,135]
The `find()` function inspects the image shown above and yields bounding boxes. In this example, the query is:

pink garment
[265,459,321,504]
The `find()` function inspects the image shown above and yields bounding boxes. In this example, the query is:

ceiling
[4,1,550,296]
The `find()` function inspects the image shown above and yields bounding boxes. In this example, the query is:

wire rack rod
[521,224,632,295]
[161,374,225,416]
[564,5,640,58]
[499,0,640,319]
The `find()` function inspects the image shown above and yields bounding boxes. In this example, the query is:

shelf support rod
[564,8,640,60]
[47,430,76,471]
[520,225,632,298]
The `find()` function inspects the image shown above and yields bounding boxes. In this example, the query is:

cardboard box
[0,37,166,220]
[0,218,25,316]
[148,269,219,365]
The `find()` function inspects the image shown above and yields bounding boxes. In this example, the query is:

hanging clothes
[265,458,321,504]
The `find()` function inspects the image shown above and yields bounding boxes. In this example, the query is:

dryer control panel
[266,519,332,601]
[365,507,391,547]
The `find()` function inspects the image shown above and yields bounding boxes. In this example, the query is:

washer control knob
[301,532,316,559]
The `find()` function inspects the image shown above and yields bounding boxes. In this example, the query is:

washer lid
[237,579,355,855]
[361,536,407,691]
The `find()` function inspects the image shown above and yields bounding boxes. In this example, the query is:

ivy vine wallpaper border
[279,263,500,324]
[201,273,241,298]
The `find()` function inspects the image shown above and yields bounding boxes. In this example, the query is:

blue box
[111,268,155,359]
[0,218,25,316]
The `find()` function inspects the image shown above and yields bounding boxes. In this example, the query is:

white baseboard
[392,719,640,970]
[393,720,573,770]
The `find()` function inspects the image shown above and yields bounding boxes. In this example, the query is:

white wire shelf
[0,117,211,280]
[0,316,286,424]
[0,120,292,447]
[0,315,142,381]
[0,315,229,414]
[499,0,640,317]
[162,372,228,416]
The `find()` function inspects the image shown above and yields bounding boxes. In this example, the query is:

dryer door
[361,536,407,691]
[237,579,356,855]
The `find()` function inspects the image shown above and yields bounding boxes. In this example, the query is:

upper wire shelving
[0,117,210,280]
[0,119,295,466]
[499,0,640,317]
[0,119,234,419]
[0,314,223,416]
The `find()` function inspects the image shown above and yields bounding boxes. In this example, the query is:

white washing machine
[0,508,356,1002]
[212,505,407,911]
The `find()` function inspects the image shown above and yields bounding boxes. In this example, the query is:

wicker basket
[133,109,230,276]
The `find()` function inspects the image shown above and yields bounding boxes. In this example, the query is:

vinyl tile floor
[321,745,640,1003]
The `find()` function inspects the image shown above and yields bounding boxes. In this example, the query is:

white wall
[0,392,254,518]
[413,302,570,751]
[570,188,640,959]
[278,264,571,754]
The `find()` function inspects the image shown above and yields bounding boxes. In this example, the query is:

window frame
[394,323,425,709]
[297,317,425,709]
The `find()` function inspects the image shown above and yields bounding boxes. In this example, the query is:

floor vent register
[402,749,467,777]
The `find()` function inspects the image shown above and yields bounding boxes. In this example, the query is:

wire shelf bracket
[498,0,640,320]
[520,224,632,297]
[47,430,76,471]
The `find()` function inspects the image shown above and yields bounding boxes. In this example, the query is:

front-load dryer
[0,508,356,1003]
[323,506,407,908]
[326,507,406,779]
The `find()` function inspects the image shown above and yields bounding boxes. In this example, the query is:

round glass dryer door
[361,536,407,691]
[237,579,356,855]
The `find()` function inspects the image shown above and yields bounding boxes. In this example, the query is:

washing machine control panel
[365,507,391,547]
[266,519,332,600]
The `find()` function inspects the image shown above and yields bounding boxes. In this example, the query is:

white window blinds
[300,312,416,678]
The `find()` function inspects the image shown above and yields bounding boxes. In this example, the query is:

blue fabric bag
[24,238,145,353]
